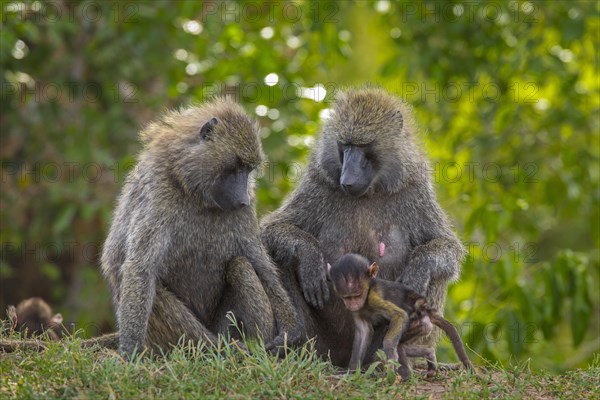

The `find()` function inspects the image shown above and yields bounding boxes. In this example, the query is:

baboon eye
[338,142,345,161]
[360,156,369,169]
[199,117,219,141]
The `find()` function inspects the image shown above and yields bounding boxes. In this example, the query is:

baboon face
[149,101,262,211]
[338,142,376,197]
[329,264,367,311]
[333,273,369,312]
[212,164,253,211]
[328,254,378,312]
[197,115,254,211]
[320,88,407,197]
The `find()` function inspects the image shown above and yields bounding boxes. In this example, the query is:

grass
[1,336,598,400]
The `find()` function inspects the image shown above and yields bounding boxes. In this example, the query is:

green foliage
[1,0,598,371]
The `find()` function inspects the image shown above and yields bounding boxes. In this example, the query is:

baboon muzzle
[213,169,250,211]
[340,146,374,197]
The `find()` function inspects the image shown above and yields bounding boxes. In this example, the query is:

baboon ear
[394,110,403,132]
[199,117,219,141]
[326,263,334,282]
[368,262,379,278]
[51,313,63,324]
[7,305,17,327]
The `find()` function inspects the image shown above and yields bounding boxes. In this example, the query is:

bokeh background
[1,0,598,371]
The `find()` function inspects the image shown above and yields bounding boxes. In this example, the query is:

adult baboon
[101,97,301,357]
[261,87,464,366]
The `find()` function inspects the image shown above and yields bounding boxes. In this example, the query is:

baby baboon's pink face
[341,290,368,312]
[328,256,378,312]
[334,275,368,312]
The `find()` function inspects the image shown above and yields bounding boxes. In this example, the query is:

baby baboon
[7,297,66,340]
[0,297,68,352]
[261,87,465,366]
[102,97,301,358]
[328,254,472,380]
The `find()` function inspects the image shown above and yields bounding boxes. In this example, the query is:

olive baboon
[101,97,301,357]
[0,99,301,357]
[328,253,472,379]
[6,297,66,340]
[261,87,464,366]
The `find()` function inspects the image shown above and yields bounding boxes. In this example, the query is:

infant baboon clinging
[328,254,473,380]
[261,87,465,366]
[101,97,301,357]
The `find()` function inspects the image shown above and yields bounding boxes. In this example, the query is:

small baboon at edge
[100,97,302,358]
[328,254,473,380]
[6,297,66,340]
[261,87,465,366]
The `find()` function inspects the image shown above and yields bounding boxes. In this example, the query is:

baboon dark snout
[213,169,251,211]
[340,146,374,197]
[232,193,250,210]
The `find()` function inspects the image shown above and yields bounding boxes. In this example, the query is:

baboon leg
[145,285,217,353]
[363,323,387,364]
[276,259,321,339]
[212,256,276,342]
[404,345,437,376]
[415,280,447,347]
[397,345,412,381]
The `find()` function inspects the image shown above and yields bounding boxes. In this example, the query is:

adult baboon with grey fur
[101,97,301,357]
[261,87,464,366]
[0,98,301,356]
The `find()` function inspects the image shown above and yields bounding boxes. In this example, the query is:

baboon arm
[368,293,408,362]
[117,260,157,357]
[261,222,322,267]
[348,316,373,371]
[260,222,329,309]
[399,194,465,296]
[382,311,408,362]
[244,245,304,348]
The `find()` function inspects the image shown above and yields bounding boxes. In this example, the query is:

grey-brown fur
[260,87,464,366]
[101,97,300,357]
[7,297,66,340]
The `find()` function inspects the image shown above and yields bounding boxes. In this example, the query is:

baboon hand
[264,323,306,357]
[298,255,329,309]
[397,264,430,297]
